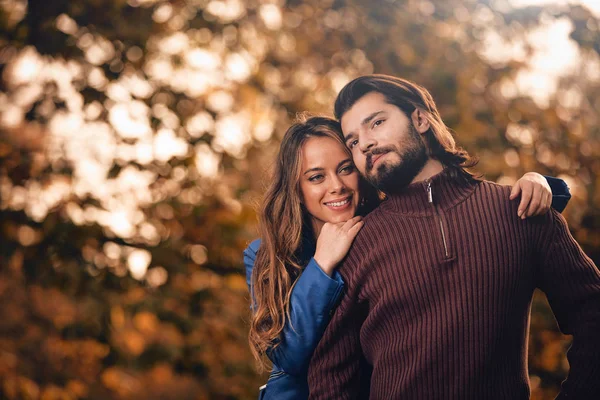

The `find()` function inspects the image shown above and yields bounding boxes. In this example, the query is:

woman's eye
[340,165,355,174]
[308,174,323,182]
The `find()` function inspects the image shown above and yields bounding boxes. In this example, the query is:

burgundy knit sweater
[307,169,600,400]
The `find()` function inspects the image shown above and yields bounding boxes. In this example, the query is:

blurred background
[0,0,598,399]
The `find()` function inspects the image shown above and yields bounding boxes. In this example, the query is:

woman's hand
[510,172,552,219]
[314,216,364,276]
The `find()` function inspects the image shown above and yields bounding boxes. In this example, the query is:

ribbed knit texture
[307,169,600,400]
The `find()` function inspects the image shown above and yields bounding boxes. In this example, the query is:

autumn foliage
[0,0,599,399]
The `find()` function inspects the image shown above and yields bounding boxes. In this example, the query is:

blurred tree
[0,0,598,399]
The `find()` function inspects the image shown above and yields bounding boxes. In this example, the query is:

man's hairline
[338,89,413,141]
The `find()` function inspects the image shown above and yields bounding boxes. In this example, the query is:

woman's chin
[326,209,356,224]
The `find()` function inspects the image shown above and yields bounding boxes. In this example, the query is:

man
[307,75,600,399]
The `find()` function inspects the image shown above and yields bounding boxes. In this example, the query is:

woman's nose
[329,175,346,194]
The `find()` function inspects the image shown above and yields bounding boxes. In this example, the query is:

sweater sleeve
[307,266,368,399]
[534,210,600,399]
[243,240,345,375]
[544,176,571,213]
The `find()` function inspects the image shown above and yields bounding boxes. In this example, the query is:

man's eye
[348,139,358,149]
[373,119,384,128]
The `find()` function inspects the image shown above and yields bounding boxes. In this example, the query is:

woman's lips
[324,195,353,211]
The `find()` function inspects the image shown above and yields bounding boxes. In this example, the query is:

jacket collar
[378,167,479,216]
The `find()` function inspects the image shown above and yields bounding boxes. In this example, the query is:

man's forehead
[341,92,389,134]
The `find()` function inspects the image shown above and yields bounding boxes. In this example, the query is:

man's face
[340,91,429,192]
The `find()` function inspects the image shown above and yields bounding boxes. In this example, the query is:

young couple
[245,75,599,399]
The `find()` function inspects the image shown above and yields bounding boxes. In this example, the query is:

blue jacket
[545,176,571,213]
[244,239,345,400]
[244,175,570,399]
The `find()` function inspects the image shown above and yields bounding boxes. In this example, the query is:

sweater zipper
[425,180,450,259]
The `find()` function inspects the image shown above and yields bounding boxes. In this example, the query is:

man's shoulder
[473,179,514,201]
[479,178,511,191]
[464,179,522,215]
[343,207,392,259]
[356,206,392,236]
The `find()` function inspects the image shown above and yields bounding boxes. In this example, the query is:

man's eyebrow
[344,131,357,142]
[344,111,385,141]
[361,110,385,127]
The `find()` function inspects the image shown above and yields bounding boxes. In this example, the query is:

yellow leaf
[225,274,247,292]
[133,311,159,335]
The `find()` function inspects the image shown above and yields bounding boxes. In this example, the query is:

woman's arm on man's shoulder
[545,175,571,213]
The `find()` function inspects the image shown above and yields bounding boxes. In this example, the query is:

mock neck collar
[378,167,479,216]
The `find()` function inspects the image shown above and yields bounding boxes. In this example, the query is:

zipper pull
[426,180,433,203]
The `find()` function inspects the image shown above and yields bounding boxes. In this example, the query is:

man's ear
[411,109,430,134]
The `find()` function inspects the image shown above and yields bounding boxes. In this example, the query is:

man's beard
[365,123,428,194]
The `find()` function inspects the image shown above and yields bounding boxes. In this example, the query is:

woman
[244,116,569,399]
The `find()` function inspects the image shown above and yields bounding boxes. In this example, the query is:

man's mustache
[366,147,395,171]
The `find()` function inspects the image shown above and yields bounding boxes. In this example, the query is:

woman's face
[299,136,361,235]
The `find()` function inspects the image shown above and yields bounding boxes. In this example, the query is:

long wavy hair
[334,74,479,181]
[248,115,379,369]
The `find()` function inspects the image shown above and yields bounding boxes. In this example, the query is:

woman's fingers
[347,220,365,238]
[529,187,552,216]
[518,183,533,218]
[536,192,551,216]
[342,216,362,231]
[509,181,522,200]
[525,187,542,217]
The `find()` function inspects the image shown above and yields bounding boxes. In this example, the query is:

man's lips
[372,153,386,166]
[367,151,389,170]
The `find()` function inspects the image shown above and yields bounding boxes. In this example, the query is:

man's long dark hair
[334,74,479,181]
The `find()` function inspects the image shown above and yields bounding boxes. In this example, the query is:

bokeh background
[0,0,599,399]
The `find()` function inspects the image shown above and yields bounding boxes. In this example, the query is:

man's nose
[359,131,376,154]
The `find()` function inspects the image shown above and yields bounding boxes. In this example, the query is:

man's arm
[307,278,368,399]
[243,240,345,375]
[534,210,600,399]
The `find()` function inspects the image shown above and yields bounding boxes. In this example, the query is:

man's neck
[410,159,444,184]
